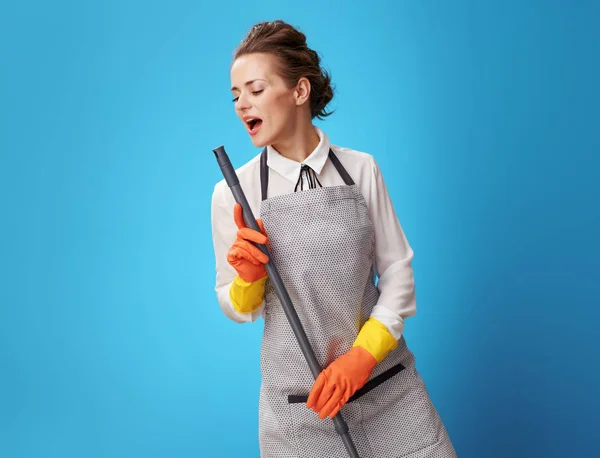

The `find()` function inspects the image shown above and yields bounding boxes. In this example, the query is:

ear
[294,77,311,106]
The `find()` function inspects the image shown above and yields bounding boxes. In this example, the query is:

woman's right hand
[227,203,270,282]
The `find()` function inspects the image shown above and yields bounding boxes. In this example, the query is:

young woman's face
[230,53,298,148]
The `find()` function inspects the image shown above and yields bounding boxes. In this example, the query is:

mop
[212,145,361,458]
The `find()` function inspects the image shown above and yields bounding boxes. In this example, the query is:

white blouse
[210,126,416,340]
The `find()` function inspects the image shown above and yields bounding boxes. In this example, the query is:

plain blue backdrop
[1,1,598,457]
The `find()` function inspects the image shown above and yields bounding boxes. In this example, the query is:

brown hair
[233,20,335,120]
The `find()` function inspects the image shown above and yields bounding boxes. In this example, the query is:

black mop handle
[212,145,361,458]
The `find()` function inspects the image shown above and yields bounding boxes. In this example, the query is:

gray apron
[257,148,457,458]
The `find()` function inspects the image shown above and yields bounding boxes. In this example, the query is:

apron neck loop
[260,148,355,201]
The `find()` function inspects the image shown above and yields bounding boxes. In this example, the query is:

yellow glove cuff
[353,317,398,363]
[229,275,267,314]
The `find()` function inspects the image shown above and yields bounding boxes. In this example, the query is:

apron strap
[260,147,269,202]
[260,147,354,201]
[328,150,355,186]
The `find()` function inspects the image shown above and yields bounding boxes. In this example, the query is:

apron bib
[256,148,457,458]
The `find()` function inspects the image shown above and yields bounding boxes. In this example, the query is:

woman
[211,20,457,458]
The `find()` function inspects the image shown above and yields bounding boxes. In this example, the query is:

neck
[271,117,320,163]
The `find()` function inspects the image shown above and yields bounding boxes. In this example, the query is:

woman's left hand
[306,346,377,419]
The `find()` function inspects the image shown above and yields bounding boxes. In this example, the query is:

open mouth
[246,117,263,135]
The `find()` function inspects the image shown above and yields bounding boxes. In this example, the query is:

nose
[235,92,251,111]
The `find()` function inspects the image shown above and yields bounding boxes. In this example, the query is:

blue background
[1,1,598,457]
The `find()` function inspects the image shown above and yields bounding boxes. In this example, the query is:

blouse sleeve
[211,181,265,323]
[366,155,417,340]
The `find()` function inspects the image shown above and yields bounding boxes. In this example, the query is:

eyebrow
[231,79,265,92]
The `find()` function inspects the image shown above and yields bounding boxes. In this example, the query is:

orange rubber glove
[306,317,398,419]
[227,203,269,283]
[306,346,376,419]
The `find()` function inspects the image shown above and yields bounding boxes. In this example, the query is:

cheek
[263,93,294,121]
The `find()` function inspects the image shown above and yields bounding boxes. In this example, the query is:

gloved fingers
[227,245,261,266]
[234,204,268,239]
[311,376,337,413]
[327,400,345,419]
[328,385,353,419]
[233,203,247,229]
[306,373,326,409]
[237,227,268,245]
[318,386,344,419]
[236,239,269,264]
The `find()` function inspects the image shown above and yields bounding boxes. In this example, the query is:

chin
[249,133,273,149]
[250,138,267,148]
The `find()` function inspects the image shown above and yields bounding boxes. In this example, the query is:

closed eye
[232,89,264,103]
